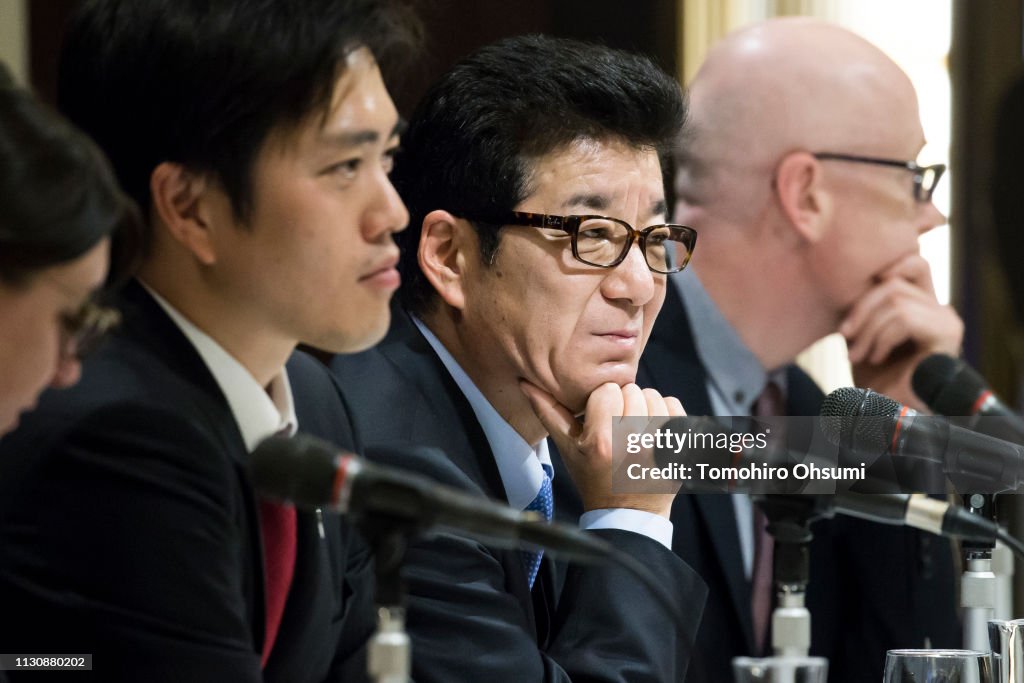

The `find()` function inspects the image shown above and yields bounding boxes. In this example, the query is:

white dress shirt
[144,284,297,450]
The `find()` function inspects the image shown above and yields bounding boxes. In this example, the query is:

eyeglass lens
[59,301,120,360]
[575,218,692,273]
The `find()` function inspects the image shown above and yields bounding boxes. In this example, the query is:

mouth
[593,329,641,347]
[359,253,401,291]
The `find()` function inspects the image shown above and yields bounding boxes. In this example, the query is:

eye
[323,158,362,182]
[582,226,617,241]
[382,145,400,174]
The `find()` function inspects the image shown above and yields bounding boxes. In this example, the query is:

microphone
[820,387,1024,494]
[912,353,1024,443]
[649,416,1000,542]
[250,432,610,563]
[757,490,1001,544]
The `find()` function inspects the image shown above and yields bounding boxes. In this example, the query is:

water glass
[732,656,828,682]
[883,649,993,683]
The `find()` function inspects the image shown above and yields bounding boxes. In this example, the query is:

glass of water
[883,649,993,683]
[732,656,828,683]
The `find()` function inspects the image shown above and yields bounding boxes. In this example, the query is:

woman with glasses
[0,65,137,436]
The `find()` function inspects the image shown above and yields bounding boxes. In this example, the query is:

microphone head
[820,387,902,452]
[912,353,987,416]
[250,432,341,508]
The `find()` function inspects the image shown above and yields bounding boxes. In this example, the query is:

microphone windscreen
[911,354,983,416]
[250,432,341,508]
[820,387,901,452]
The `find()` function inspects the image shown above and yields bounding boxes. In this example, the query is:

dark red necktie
[258,499,297,667]
[750,379,785,654]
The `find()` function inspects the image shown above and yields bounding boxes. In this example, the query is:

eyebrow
[562,193,668,219]
[318,120,406,148]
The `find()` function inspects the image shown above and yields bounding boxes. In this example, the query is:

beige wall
[0,0,28,84]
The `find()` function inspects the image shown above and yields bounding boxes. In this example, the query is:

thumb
[519,380,582,442]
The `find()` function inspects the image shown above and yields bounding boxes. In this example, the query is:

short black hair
[58,0,420,252]
[0,62,139,288]
[393,34,686,315]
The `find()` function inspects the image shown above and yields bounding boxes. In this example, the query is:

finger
[847,307,903,363]
[621,382,648,418]
[879,253,935,294]
[580,382,625,430]
[665,395,686,417]
[577,383,623,466]
[839,278,928,340]
[866,313,912,365]
[520,380,581,441]
[641,387,671,417]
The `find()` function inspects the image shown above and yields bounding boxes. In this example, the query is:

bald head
[679,18,922,217]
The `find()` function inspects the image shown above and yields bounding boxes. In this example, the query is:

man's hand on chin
[841,253,963,410]
[520,379,685,517]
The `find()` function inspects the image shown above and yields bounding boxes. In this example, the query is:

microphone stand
[751,495,818,658]
[359,515,415,683]
[961,493,998,652]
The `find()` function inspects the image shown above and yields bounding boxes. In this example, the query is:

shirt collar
[412,316,551,510]
[673,269,775,414]
[143,284,297,451]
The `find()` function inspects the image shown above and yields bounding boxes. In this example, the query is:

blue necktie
[521,463,554,589]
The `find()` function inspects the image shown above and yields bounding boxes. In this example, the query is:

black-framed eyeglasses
[459,210,697,274]
[813,152,946,203]
[59,299,120,360]
[44,275,122,361]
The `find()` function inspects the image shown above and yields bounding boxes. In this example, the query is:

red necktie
[750,380,785,654]
[258,499,296,667]
[750,504,773,654]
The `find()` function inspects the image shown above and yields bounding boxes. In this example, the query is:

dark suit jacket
[331,307,708,683]
[637,282,961,683]
[0,282,376,682]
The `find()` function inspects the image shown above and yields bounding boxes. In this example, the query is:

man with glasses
[332,34,706,682]
[637,17,962,682]
[0,1,417,680]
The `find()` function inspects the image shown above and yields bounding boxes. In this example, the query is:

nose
[917,200,946,236]
[364,170,410,241]
[601,241,657,306]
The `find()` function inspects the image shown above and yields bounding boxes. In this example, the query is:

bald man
[638,18,962,683]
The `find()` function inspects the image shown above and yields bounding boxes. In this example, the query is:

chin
[314,314,390,356]
[0,411,17,438]
[556,369,637,414]
[594,362,639,388]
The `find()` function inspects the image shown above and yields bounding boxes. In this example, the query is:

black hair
[58,0,421,253]
[0,62,139,288]
[392,34,686,315]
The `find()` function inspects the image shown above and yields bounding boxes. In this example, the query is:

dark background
[28,0,679,118]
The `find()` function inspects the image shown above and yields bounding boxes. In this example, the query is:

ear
[774,151,833,243]
[149,162,219,265]
[418,209,472,311]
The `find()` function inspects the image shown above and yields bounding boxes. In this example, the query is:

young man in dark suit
[0,1,416,680]
[638,17,963,683]
[332,35,706,683]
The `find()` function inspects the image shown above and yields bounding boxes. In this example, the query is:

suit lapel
[377,308,507,502]
[118,280,270,656]
[118,281,227,413]
[377,309,540,630]
[640,281,758,651]
[693,495,756,651]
